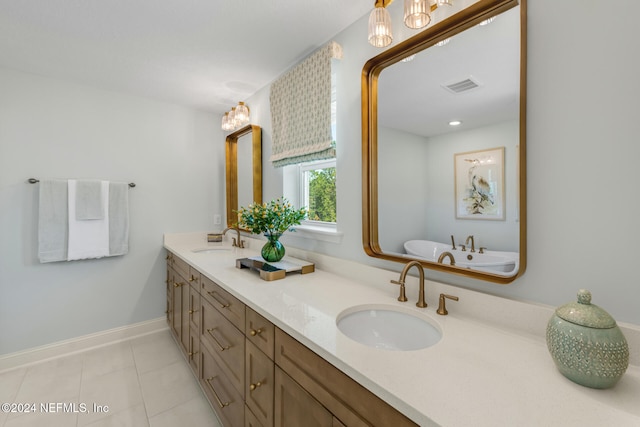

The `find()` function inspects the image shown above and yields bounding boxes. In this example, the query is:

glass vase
[261,233,285,262]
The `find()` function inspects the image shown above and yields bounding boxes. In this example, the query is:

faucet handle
[390,280,408,302]
[437,294,459,315]
[479,247,486,254]
[459,244,466,252]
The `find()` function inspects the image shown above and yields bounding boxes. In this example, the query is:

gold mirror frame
[226,124,262,228]
[361,0,527,284]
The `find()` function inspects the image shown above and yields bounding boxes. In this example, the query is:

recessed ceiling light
[449,120,462,126]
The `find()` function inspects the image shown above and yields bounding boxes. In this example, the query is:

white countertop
[164,232,640,427]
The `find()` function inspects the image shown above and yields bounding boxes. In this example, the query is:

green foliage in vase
[237,198,307,235]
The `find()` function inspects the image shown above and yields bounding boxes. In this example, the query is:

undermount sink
[336,305,441,351]
[191,247,232,253]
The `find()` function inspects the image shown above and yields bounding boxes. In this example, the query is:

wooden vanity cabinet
[275,329,418,427]
[165,253,417,427]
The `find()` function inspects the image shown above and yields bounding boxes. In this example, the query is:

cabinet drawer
[171,254,190,281]
[245,340,274,427]
[246,307,275,360]
[201,275,245,330]
[201,345,244,427]
[275,329,417,427]
[188,265,201,287]
[201,298,245,396]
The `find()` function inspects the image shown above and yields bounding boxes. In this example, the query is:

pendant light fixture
[404,0,431,29]
[369,0,456,48]
[234,101,250,127]
[368,0,393,48]
[220,102,251,132]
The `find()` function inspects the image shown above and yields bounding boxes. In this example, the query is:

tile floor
[0,330,222,427]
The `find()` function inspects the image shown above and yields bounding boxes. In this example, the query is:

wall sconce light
[368,0,393,48]
[221,102,251,131]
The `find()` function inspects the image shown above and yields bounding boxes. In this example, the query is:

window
[300,159,336,224]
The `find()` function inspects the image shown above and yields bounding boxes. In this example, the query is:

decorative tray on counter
[235,256,315,281]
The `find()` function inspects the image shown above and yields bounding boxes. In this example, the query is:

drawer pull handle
[249,381,263,391]
[205,377,230,409]
[208,291,230,309]
[174,281,184,288]
[188,309,198,314]
[188,351,198,357]
[189,274,199,283]
[206,328,231,351]
[249,328,263,336]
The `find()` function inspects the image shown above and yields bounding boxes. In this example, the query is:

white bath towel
[38,179,69,263]
[109,182,129,256]
[67,180,110,260]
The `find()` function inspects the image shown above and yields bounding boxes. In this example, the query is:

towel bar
[28,178,136,188]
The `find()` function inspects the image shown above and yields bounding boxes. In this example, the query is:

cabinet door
[245,340,274,427]
[246,307,275,360]
[188,327,200,376]
[274,367,332,427]
[166,263,174,326]
[180,280,190,353]
[171,272,185,346]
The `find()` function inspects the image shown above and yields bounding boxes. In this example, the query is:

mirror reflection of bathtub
[403,240,519,277]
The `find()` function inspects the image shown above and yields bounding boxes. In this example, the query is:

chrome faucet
[390,260,427,308]
[437,251,456,265]
[465,235,475,252]
[222,226,244,248]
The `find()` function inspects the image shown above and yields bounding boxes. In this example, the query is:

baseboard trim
[0,317,168,373]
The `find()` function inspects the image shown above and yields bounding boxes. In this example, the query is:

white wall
[0,68,225,355]
[245,0,640,326]
[424,120,520,250]
[3,0,640,356]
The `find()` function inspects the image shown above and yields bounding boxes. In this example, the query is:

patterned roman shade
[269,41,342,168]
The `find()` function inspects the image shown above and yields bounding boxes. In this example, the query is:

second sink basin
[337,305,441,351]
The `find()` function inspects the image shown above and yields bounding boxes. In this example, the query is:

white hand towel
[67,180,110,260]
[75,179,104,220]
[38,179,69,263]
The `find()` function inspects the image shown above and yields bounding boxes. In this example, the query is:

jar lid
[555,289,617,329]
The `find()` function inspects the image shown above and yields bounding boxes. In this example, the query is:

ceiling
[378,5,520,137]
[0,0,371,115]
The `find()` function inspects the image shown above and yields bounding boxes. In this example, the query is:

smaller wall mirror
[226,124,262,227]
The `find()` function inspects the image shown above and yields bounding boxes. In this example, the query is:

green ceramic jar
[546,289,629,389]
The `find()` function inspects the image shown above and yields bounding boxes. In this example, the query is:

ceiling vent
[442,76,482,94]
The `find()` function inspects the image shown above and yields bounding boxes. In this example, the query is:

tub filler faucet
[465,235,475,252]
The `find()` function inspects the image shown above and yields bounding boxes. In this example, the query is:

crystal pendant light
[436,0,452,6]
[228,107,237,130]
[404,0,431,29]
[368,3,393,48]
[234,101,250,127]
[221,112,234,131]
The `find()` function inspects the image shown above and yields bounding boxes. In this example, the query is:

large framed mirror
[226,124,262,227]
[362,0,526,284]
